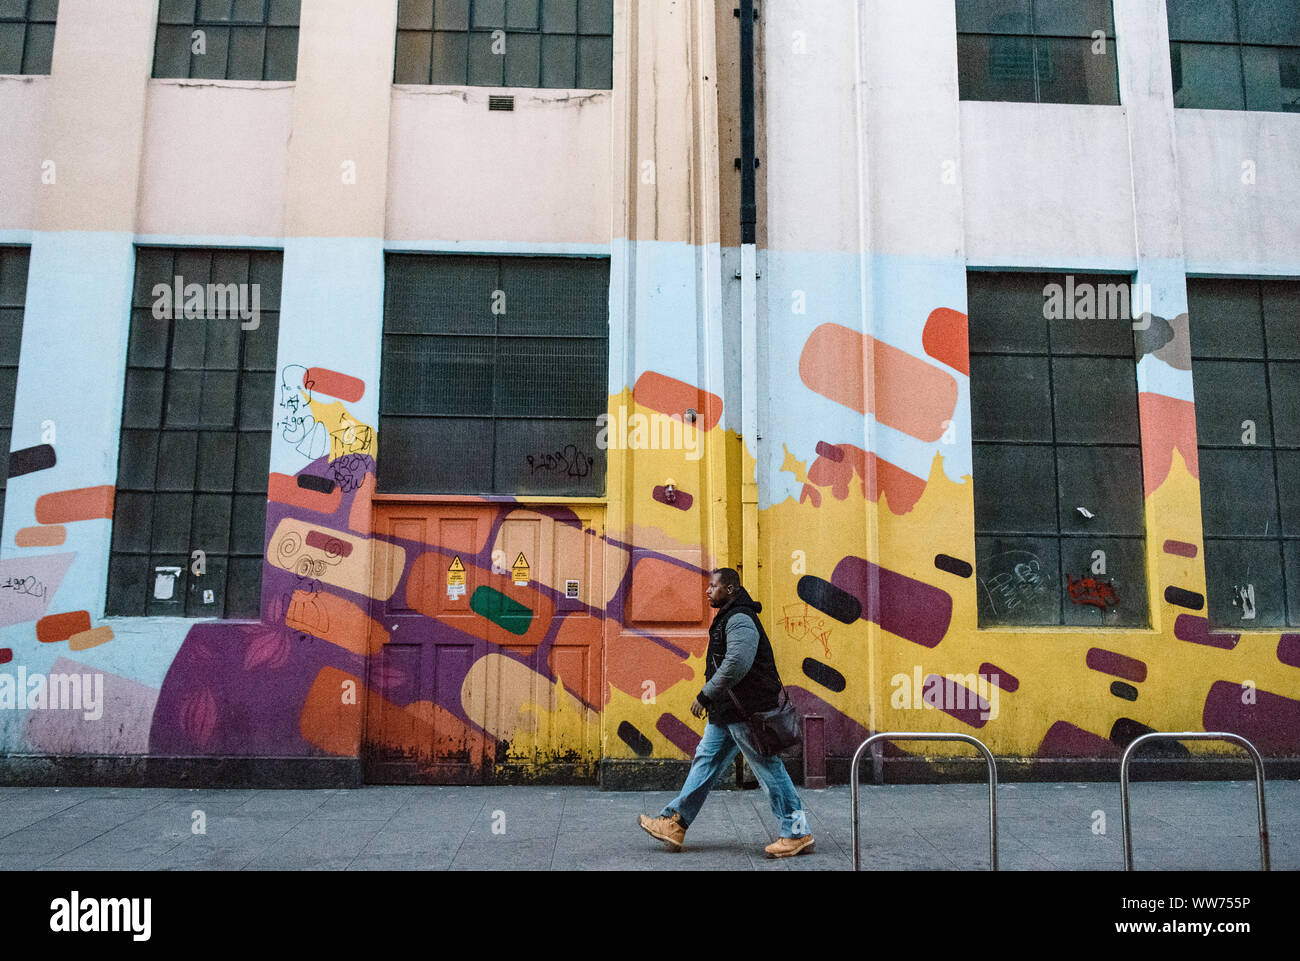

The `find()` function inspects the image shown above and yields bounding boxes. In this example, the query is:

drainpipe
[738,0,760,587]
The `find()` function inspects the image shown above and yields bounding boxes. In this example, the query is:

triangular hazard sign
[449,556,466,573]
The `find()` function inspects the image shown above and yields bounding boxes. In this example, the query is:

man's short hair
[712,567,741,591]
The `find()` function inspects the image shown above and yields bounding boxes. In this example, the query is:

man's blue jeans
[659,720,809,838]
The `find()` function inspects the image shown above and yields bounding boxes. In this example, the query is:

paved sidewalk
[0,781,1294,871]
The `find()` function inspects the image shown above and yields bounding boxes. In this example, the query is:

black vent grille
[489,95,515,112]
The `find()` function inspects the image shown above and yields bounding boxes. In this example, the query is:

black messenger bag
[726,686,801,757]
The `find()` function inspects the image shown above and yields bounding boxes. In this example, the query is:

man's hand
[690,698,706,719]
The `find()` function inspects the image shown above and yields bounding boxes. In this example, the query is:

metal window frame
[0,245,30,546]
[1190,278,1300,627]
[0,0,57,75]
[1168,0,1300,112]
[107,246,280,620]
[393,0,613,88]
[153,0,300,81]
[378,252,610,497]
[968,271,1150,627]
[956,0,1119,104]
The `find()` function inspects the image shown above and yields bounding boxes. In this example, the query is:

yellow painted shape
[307,396,376,461]
[462,653,599,762]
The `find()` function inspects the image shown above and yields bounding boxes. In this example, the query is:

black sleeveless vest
[703,589,783,724]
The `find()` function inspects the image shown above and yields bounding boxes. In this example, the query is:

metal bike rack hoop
[849,732,998,871]
[1119,731,1270,871]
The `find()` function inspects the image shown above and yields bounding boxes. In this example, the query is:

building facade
[0,0,1297,785]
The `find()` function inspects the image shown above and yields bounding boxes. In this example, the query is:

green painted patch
[470,586,534,636]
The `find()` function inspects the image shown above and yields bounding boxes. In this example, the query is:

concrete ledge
[0,755,362,789]
[4,754,1297,788]
[600,759,694,790]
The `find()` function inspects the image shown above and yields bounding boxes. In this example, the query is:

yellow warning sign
[447,555,467,599]
[511,552,531,586]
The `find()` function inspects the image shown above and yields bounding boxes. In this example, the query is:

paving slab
[0,781,1293,870]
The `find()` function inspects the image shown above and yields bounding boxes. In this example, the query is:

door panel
[363,503,603,784]
[363,507,488,784]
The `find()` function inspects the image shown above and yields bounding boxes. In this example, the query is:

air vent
[489,95,515,112]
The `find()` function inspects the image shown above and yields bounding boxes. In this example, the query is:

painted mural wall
[0,0,1298,779]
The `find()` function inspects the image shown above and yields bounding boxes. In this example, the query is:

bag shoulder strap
[724,685,750,719]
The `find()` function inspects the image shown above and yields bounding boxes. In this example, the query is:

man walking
[638,568,814,858]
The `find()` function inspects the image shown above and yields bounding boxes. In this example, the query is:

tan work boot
[764,835,815,859]
[638,812,686,851]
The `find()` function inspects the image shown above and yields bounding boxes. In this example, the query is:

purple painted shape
[652,486,694,511]
[1174,614,1239,650]
[830,555,952,648]
[24,657,159,754]
[1279,635,1300,669]
[656,713,701,756]
[149,617,365,756]
[1037,720,1120,758]
[1085,647,1148,683]
[1203,680,1300,755]
[922,674,989,728]
[979,662,1019,692]
[1163,539,1198,558]
[0,552,75,627]
[815,441,845,462]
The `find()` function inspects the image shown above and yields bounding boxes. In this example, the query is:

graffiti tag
[979,551,1053,619]
[779,602,832,656]
[0,575,47,599]
[1067,574,1119,610]
[527,445,595,479]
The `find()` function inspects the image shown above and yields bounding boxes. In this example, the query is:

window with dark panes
[1190,279,1300,629]
[107,248,281,619]
[153,0,300,81]
[394,0,613,89]
[0,247,30,543]
[1168,0,1300,112]
[380,254,608,496]
[957,0,1119,105]
[968,271,1149,628]
[0,0,57,75]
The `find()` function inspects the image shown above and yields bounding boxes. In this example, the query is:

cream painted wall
[961,102,1138,267]
[283,0,396,239]
[137,82,293,239]
[0,78,49,233]
[35,0,157,234]
[386,87,612,246]
[1177,110,1300,273]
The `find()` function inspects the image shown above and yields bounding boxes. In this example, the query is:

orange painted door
[363,504,604,784]
[480,507,604,782]
[363,505,490,784]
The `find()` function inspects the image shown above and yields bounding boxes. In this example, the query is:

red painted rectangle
[36,611,92,644]
[306,530,354,558]
[305,367,365,403]
[34,486,115,524]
